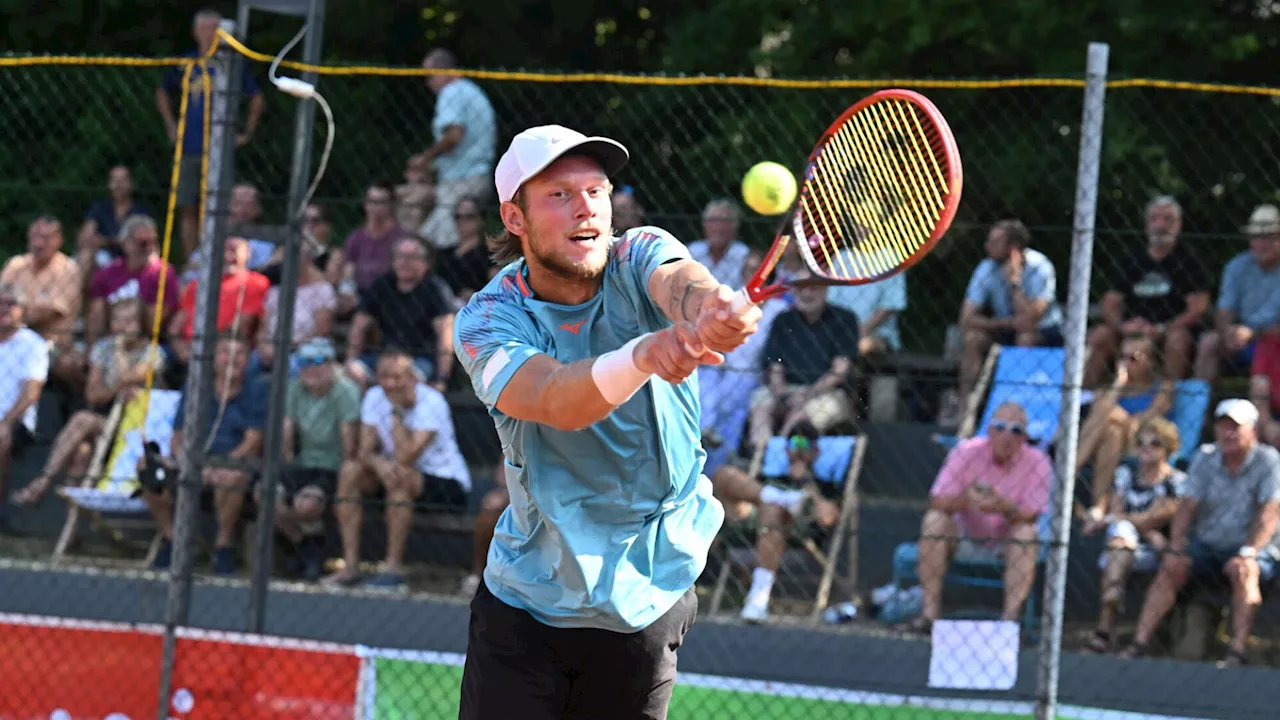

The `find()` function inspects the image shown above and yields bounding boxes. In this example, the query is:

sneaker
[458,573,481,598]
[152,539,173,570]
[365,571,409,591]
[212,547,238,577]
[740,595,770,624]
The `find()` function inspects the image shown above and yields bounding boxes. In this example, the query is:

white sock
[759,485,806,515]
[747,567,775,603]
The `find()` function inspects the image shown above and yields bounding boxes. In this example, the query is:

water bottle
[822,601,859,624]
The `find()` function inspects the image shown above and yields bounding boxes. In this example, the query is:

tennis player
[453,124,762,719]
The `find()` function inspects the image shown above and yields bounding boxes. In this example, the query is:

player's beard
[527,221,612,282]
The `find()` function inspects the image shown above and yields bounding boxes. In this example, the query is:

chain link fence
[1,31,1280,720]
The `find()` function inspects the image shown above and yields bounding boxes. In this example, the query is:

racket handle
[729,289,754,313]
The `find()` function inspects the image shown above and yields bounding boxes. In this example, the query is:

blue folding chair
[1168,379,1211,469]
[936,345,1068,450]
[707,435,868,624]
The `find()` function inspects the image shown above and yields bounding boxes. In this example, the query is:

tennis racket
[729,88,963,311]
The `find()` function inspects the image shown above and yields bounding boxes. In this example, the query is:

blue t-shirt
[963,248,1064,329]
[1217,251,1280,331]
[172,376,269,456]
[453,227,725,633]
[162,51,261,157]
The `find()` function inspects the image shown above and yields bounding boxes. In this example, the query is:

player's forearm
[501,357,617,432]
[650,259,719,324]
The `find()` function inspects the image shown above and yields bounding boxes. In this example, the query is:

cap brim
[514,137,630,199]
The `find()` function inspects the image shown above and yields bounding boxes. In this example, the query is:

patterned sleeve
[610,226,693,320]
[453,287,544,410]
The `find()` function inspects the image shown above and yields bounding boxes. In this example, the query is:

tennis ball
[741,161,798,216]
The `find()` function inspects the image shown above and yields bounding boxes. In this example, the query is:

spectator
[260,202,339,287]
[141,337,267,575]
[1,216,83,389]
[458,463,511,598]
[268,338,361,581]
[346,236,456,390]
[1194,204,1280,385]
[417,48,497,250]
[13,299,166,507]
[323,350,470,590]
[611,186,645,232]
[700,247,791,475]
[334,181,413,317]
[0,285,49,535]
[75,163,153,278]
[1122,399,1280,667]
[85,215,180,349]
[183,183,275,283]
[396,153,436,233]
[687,199,750,289]
[254,243,336,375]
[436,196,493,302]
[903,401,1052,634]
[1079,417,1184,654]
[711,421,840,623]
[1074,334,1175,520]
[749,278,860,451]
[827,247,908,356]
[155,9,265,259]
[1085,196,1209,386]
[945,219,1064,425]
[168,236,270,367]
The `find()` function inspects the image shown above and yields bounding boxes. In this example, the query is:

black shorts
[373,471,468,512]
[459,580,699,720]
[279,465,338,502]
[992,324,1064,348]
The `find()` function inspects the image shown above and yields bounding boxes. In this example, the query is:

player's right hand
[635,322,724,384]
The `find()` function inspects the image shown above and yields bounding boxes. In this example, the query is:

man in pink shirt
[86,215,179,348]
[908,401,1052,633]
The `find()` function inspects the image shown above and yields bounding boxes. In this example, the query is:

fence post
[155,18,245,719]
[1035,41,1110,720]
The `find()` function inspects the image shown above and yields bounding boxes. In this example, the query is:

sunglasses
[297,355,329,368]
[788,435,813,452]
[1136,436,1164,449]
[990,420,1026,436]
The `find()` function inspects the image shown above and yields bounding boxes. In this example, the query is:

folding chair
[53,389,181,565]
[1168,379,1211,469]
[707,434,868,625]
[936,345,1070,450]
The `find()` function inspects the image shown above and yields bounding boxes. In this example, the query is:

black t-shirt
[760,305,861,386]
[1107,244,1211,324]
[358,273,453,357]
[437,244,492,296]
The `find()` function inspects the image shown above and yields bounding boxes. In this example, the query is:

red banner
[0,616,360,720]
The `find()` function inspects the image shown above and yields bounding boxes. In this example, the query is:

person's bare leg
[1084,326,1118,388]
[16,412,103,504]
[1163,327,1194,380]
[471,488,508,575]
[383,465,421,574]
[1001,523,1040,621]
[142,489,175,539]
[1090,416,1130,513]
[741,503,793,619]
[1193,331,1223,383]
[212,472,248,548]
[713,465,765,504]
[958,330,993,402]
[1227,560,1263,656]
[1130,555,1192,648]
[1098,540,1136,635]
[1075,402,1111,473]
[748,393,780,450]
[323,462,375,583]
[917,509,959,621]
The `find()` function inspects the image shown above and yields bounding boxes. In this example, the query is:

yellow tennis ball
[741,161,797,216]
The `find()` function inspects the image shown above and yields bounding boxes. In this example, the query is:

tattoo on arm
[668,277,714,323]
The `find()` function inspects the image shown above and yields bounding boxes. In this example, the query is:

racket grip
[729,289,754,313]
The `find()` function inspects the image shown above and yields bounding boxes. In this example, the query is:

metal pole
[246,1,326,634]
[156,18,244,719]
[1035,41,1110,720]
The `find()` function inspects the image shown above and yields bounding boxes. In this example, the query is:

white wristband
[592,333,654,405]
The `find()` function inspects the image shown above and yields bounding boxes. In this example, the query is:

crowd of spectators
[0,9,1276,668]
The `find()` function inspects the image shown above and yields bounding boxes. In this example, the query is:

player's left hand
[696,284,762,354]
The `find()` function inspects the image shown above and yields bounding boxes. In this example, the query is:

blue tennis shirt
[454,226,725,633]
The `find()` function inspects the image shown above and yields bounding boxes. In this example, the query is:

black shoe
[299,535,325,582]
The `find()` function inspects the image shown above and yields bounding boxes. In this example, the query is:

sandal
[1217,648,1248,668]
[11,476,52,507]
[1080,630,1112,655]
[1118,641,1149,659]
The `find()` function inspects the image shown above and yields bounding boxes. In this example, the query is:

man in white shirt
[687,199,751,289]
[418,48,497,249]
[324,349,471,590]
[0,284,49,534]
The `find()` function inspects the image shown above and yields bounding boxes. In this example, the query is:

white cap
[1243,204,1280,236]
[494,125,629,203]
[1215,398,1259,427]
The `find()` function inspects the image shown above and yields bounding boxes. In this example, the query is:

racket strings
[800,98,956,281]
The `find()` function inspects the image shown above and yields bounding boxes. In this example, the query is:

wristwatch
[1238,546,1258,559]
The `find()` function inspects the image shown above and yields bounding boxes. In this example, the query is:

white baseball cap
[1215,398,1259,427]
[494,125,629,203]
[1243,204,1280,236]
